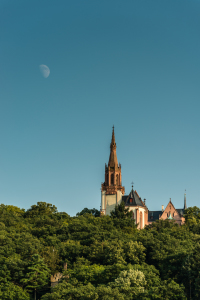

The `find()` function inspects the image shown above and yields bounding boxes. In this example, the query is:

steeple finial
[111,125,115,145]
[184,190,187,210]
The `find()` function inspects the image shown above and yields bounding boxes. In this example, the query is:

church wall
[105,194,117,216]
[101,191,106,215]
[126,207,137,221]
[145,210,148,226]
[117,190,122,205]
[101,191,123,216]
[126,207,147,229]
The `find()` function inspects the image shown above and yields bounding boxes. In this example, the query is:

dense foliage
[0,202,200,299]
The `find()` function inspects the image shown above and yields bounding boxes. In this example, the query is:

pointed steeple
[111,125,116,146]
[184,191,187,210]
[108,126,118,168]
[126,185,144,207]
[101,126,125,195]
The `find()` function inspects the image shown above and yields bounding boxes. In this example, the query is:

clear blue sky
[1,0,200,215]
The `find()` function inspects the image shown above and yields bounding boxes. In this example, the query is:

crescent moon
[39,64,50,78]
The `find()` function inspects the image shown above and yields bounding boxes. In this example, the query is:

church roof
[148,210,162,222]
[148,208,185,222]
[122,188,144,207]
[176,209,185,216]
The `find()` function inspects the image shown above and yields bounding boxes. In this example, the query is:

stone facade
[50,262,67,287]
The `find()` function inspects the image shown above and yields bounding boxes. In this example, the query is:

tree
[110,269,146,299]
[0,282,30,300]
[184,206,200,226]
[158,280,186,300]
[145,218,178,232]
[0,204,25,216]
[67,257,105,285]
[123,241,146,265]
[110,201,137,231]
[110,201,133,219]
[96,285,124,300]
[41,246,60,274]
[21,254,50,300]
[25,202,58,218]
[41,281,98,300]
[0,200,195,299]
[76,208,100,217]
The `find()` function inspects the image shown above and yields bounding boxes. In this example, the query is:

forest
[0,201,200,300]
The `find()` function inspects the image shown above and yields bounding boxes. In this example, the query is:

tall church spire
[101,127,125,195]
[108,126,118,168]
[184,191,187,210]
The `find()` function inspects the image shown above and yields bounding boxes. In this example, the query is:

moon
[39,64,50,78]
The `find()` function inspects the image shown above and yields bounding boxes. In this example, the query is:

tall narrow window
[140,211,143,229]
[116,174,118,185]
[111,174,114,185]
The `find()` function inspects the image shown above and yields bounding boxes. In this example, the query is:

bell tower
[101,127,125,215]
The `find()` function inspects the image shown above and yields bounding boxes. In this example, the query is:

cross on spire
[131,182,134,189]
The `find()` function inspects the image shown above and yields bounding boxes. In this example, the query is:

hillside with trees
[0,202,200,299]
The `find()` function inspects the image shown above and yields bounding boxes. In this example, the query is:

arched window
[116,174,118,185]
[140,211,143,229]
[111,174,114,185]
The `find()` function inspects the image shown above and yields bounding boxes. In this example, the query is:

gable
[160,200,180,220]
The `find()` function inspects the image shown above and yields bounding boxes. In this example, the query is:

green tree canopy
[110,201,133,219]
[76,207,100,217]
[20,254,50,299]
[25,202,58,218]
[184,206,200,226]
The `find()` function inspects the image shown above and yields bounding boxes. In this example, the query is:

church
[100,127,186,228]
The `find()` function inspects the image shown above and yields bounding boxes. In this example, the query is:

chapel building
[101,127,187,227]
